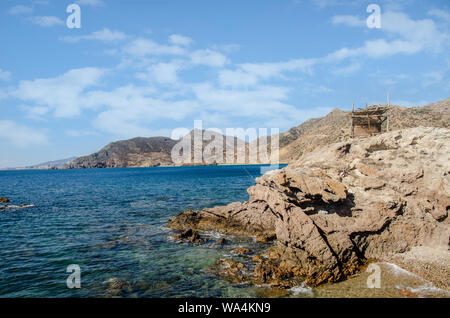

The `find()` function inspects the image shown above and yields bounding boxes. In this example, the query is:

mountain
[276,97,450,163]
[2,157,78,170]
[66,97,449,169]
[65,137,178,169]
[65,130,249,169]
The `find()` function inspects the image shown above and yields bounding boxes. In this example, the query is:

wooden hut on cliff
[350,104,390,138]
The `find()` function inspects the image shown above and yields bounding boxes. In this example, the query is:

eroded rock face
[168,127,450,287]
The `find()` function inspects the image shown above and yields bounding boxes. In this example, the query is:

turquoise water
[0,165,283,298]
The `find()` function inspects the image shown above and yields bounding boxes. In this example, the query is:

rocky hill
[66,137,178,168]
[66,130,248,169]
[168,127,450,289]
[66,97,449,169]
[277,98,450,163]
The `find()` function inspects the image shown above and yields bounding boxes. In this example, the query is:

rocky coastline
[168,127,450,290]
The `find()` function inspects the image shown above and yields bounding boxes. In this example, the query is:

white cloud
[145,62,182,84]
[29,16,65,27]
[88,86,199,137]
[12,67,105,118]
[8,5,33,15]
[328,11,448,60]
[0,69,12,81]
[428,9,450,22]
[61,28,127,43]
[0,120,48,147]
[218,58,316,87]
[332,62,361,76]
[218,69,259,87]
[125,38,186,57]
[331,15,365,27]
[190,49,228,67]
[169,34,193,46]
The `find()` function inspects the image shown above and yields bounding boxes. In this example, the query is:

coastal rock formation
[169,127,450,287]
[173,228,206,244]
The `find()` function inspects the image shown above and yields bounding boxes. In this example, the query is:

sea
[0,165,448,298]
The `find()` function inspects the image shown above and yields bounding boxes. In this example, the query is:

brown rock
[173,229,206,243]
[217,238,226,245]
[212,258,248,283]
[232,247,251,255]
[0,197,10,203]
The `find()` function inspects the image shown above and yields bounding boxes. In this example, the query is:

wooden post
[387,92,390,107]
[386,112,390,132]
[351,103,354,138]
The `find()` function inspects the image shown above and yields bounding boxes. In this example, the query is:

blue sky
[0,0,449,167]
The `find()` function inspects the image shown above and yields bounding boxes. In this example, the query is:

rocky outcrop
[168,127,450,287]
[172,228,207,244]
[0,197,10,203]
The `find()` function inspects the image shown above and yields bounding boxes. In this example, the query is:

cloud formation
[61,28,127,43]
[0,120,48,147]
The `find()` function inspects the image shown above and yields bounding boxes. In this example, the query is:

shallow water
[0,166,447,298]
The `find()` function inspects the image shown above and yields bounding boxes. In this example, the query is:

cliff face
[66,137,178,168]
[168,127,450,288]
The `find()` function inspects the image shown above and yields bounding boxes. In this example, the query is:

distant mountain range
[3,157,77,170]
[64,130,247,169]
[12,97,449,170]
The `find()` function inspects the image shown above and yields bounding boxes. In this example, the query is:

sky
[0,0,449,167]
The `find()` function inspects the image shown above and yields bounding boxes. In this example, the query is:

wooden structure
[350,104,390,138]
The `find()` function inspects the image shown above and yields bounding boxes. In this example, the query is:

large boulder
[168,127,450,287]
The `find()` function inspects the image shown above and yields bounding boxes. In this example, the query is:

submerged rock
[217,238,226,246]
[212,258,249,284]
[106,277,132,296]
[169,127,450,288]
[0,197,10,203]
[173,228,206,244]
[232,247,251,255]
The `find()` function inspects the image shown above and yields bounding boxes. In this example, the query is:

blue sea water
[0,165,285,298]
